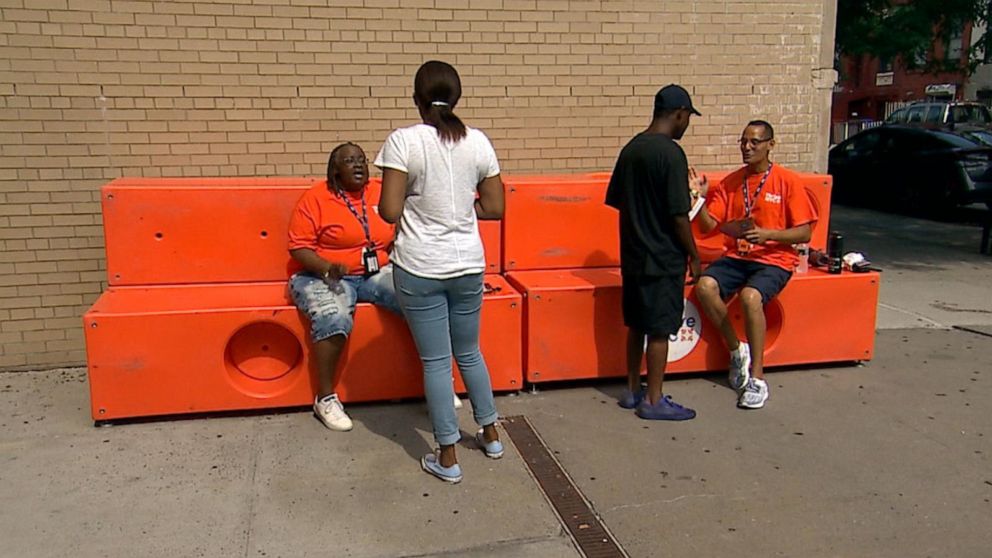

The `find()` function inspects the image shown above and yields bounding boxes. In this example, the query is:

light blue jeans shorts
[288,264,401,342]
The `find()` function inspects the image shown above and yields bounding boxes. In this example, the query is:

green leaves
[836,0,990,75]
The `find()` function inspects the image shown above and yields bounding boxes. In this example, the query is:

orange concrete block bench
[500,172,879,384]
[84,276,522,421]
[83,178,516,421]
[506,268,879,383]
[84,171,876,420]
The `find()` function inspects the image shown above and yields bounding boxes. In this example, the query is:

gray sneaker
[728,342,751,391]
[738,378,769,409]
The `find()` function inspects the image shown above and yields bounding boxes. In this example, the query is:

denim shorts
[288,264,401,343]
[701,257,792,305]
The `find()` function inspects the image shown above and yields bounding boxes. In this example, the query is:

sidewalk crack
[878,302,948,328]
[242,423,260,558]
[603,493,716,513]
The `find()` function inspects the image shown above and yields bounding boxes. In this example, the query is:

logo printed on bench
[668,300,702,362]
[642,299,702,362]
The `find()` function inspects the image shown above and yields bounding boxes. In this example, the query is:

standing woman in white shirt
[376,60,505,483]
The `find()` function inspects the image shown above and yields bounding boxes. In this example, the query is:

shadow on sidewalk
[351,401,434,461]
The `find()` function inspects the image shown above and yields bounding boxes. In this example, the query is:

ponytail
[423,101,467,143]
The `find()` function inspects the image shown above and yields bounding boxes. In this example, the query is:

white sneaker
[314,394,353,431]
[453,393,463,410]
[738,378,769,409]
[728,342,751,391]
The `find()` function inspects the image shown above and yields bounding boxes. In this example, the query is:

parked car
[828,125,992,214]
[959,128,992,147]
[885,101,992,129]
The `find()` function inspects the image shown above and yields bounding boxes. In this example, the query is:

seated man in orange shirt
[692,120,817,409]
[287,142,401,431]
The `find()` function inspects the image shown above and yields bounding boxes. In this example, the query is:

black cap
[654,84,701,116]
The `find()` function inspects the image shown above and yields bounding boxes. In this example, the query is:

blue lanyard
[743,163,773,217]
[338,188,373,248]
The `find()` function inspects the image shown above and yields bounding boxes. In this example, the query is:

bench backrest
[502,172,832,271]
[101,172,831,283]
[102,177,503,285]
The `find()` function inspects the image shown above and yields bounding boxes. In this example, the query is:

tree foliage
[836,0,991,74]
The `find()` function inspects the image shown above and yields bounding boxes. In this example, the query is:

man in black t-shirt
[605,84,702,421]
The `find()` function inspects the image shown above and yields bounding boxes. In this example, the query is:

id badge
[362,247,380,275]
[736,238,752,256]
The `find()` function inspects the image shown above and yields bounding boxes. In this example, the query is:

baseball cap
[654,84,702,116]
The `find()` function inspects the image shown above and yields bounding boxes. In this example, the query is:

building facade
[0,0,837,370]
[832,22,974,127]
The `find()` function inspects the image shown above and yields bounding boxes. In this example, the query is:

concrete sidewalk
[1,206,991,558]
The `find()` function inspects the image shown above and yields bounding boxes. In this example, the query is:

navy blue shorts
[621,273,685,337]
[701,257,791,304]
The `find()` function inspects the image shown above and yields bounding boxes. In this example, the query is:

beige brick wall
[0,0,837,370]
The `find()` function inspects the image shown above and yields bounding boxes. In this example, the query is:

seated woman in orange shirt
[287,142,401,432]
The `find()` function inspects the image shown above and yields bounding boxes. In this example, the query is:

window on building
[878,56,894,73]
[946,27,964,62]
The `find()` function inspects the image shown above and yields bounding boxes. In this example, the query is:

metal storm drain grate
[502,415,627,558]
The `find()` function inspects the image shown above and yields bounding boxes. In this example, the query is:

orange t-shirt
[287,180,394,275]
[705,164,817,271]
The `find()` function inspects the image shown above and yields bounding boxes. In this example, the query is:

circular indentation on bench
[225,322,303,398]
[726,296,783,350]
[758,298,784,350]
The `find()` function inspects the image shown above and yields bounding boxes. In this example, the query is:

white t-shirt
[374,123,501,279]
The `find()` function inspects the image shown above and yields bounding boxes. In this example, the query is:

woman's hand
[290,248,349,281]
[323,262,349,283]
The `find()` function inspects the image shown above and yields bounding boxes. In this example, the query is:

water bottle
[827,232,844,274]
[795,243,809,274]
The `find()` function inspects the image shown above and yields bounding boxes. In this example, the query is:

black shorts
[621,274,685,337]
[701,257,792,304]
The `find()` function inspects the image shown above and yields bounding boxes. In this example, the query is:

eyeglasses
[341,156,367,165]
[739,138,772,148]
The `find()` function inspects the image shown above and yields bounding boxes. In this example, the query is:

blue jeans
[392,266,499,446]
[288,264,401,343]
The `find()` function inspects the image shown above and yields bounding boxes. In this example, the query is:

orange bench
[500,173,879,384]
[84,171,878,420]
[84,276,521,420]
[506,268,878,383]
[84,178,517,421]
